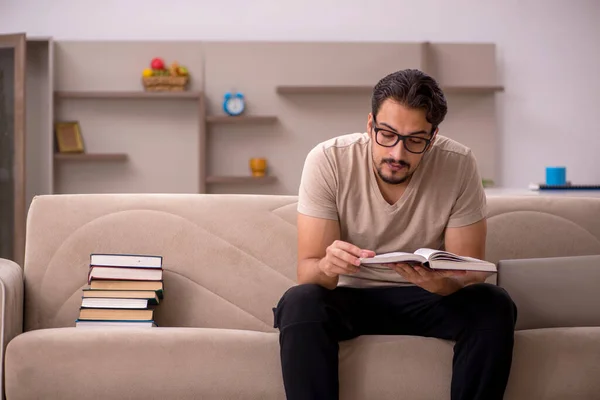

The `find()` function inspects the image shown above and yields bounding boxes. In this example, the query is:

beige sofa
[1,193,600,400]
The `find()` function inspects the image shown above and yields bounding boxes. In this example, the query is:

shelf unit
[54,153,128,161]
[43,39,503,196]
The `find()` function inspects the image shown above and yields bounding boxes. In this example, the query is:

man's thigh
[349,285,445,337]
[360,283,516,341]
[273,284,437,340]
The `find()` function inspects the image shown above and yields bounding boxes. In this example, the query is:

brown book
[90,280,163,298]
[83,289,159,304]
[88,266,162,283]
[78,308,154,321]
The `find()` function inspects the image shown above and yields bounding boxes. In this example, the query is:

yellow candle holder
[249,157,267,177]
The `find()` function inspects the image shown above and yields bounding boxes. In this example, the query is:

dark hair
[371,69,447,131]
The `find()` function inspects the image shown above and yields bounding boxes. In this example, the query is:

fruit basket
[142,57,190,92]
[142,76,189,92]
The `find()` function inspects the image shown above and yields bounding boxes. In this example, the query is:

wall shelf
[54,91,203,99]
[54,153,128,162]
[276,85,504,95]
[276,85,372,95]
[443,85,504,94]
[206,176,277,184]
[206,115,278,124]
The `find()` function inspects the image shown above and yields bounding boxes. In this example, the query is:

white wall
[2,0,599,188]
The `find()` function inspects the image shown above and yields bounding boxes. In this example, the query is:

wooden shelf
[276,85,372,95]
[54,153,128,161]
[55,91,202,99]
[206,175,277,184]
[206,115,278,124]
[442,85,504,94]
[276,84,503,95]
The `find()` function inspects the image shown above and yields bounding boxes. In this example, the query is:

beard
[375,158,412,185]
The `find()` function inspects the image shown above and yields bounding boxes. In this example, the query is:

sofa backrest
[23,194,600,332]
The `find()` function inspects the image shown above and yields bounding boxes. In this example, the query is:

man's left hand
[388,263,467,295]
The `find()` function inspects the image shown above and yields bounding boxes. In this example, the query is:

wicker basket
[142,76,189,92]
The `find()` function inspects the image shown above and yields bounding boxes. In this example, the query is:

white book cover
[81,298,150,309]
[90,254,162,269]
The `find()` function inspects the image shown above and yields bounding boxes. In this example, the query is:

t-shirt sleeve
[297,145,339,220]
[447,150,487,228]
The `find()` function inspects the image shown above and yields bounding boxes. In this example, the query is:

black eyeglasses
[372,119,434,154]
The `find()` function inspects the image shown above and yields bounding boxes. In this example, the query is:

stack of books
[76,253,164,328]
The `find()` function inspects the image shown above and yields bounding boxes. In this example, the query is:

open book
[359,248,497,273]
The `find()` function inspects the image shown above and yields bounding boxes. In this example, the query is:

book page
[415,248,488,264]
[414,248,449,260]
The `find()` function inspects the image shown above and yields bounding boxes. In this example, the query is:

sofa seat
[5,326,600,400]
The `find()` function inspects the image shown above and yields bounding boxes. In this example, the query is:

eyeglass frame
[371,117,436,154]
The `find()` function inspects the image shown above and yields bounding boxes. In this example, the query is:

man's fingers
[393,264,418,280]
[360,249,376,258]
[330,256,360,274]
[333,240,375,259]
[331,247,360,267]
[412,266,432,278]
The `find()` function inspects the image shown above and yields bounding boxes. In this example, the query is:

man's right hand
[318,240,376,277]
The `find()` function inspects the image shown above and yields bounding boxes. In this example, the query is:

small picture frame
[55,122,84,153]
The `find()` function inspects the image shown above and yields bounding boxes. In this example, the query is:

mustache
[382,159,410,168]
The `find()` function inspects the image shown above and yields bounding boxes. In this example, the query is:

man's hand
[388,263,467,295]
[318,240,376,278]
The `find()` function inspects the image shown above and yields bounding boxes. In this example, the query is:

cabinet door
[0,33,26,266]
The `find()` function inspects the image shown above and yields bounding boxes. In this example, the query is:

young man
[273,69,517,400]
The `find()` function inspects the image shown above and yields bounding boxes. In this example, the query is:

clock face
[227,97,244,114]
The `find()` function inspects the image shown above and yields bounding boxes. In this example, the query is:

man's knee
[461,283,518,331]
[273,284,331,329]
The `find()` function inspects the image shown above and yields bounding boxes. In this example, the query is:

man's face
[367,99,436,185]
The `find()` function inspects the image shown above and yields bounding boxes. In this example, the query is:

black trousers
[273,282,517,400]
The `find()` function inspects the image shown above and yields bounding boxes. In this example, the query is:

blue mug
[546,166,566,186]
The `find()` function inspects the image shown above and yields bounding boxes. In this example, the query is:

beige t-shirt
[297,132,486,288]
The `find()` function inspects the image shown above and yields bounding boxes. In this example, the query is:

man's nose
[389,139,406,160]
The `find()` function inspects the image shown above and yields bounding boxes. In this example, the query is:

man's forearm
[297,258,339,290]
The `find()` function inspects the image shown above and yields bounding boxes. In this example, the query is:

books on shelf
[76,253,164,328]
[529,183,600,191]
[359,248,497,273]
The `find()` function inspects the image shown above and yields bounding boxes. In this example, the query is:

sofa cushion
[6,327,600,400]
[498,255,600,330]
[5,327,285,400]
[504,327,600,400]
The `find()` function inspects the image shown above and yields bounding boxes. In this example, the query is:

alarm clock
[223,92,245,116]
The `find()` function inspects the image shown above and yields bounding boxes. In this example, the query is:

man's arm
[297,213,375,290]
[297,214,341,290]
[444,218,492,286]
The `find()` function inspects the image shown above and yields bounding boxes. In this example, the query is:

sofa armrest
[0,258,24,397]
[497,255,600,330]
